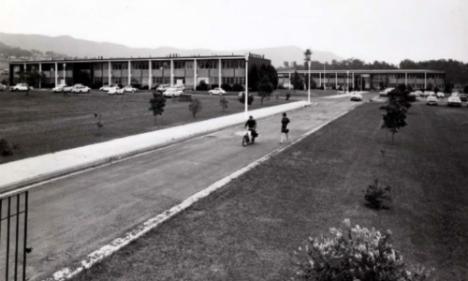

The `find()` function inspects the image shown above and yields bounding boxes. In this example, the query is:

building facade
[9,54,270,89]
[278,69,445,90]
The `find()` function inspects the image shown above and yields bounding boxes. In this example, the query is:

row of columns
[293,71,430,90]
[44,59,227,88]
[23,58,243,89]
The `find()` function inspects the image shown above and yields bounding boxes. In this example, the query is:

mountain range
[0,32,342,67]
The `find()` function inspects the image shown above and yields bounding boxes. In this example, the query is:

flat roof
[278,69,445,74]
[9,53,268,64]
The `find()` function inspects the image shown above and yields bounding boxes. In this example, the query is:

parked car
[447,94,462,107]
[208,87,226,95]
[107,86,124,95]
[458,93,468,102]
[63,85,74,93]
[426,95,438,106]
[436,92,445,99]
[379,87,394,97]
[0,83,7,91]
[71,84,90,93]
[11,83,31,91]
[156,84,171,93]
[52,84,67,93]
[350,92,363,101]
[122,85,137,93]
[99,85,113,92]
[163,87,183,97]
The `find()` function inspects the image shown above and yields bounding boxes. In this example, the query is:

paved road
[1,95,367,280]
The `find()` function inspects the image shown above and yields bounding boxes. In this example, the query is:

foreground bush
[294,219,432,281]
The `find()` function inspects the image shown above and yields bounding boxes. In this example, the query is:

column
[193,59,197,90]
[148,60,152,89]
[318,72,321,87]
[38,63,42,88]
[170,59,174,87]
[63,63,66,85]
[108,61,112,85]
[352,72,355,89]
[128,60,131,86]
[424,72,427,89]
[218,58,222,88]
[54,62,58,87]
[405,72,408,86]
[335,72,338,89]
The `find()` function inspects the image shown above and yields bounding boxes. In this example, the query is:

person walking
[280,112,290,143]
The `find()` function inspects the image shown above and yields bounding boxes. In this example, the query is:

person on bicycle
[244,115,258,141]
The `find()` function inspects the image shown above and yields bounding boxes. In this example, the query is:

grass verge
[72,102,468,281]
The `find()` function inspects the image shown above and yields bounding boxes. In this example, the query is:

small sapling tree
[219,96,228,112]
[364,179,392,209]
[149,92,166,123]
[189,98,202,118]
[381,99,407,143]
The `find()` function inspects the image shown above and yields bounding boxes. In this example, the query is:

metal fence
[0,190,30,281]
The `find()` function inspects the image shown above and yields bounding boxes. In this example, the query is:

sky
[0,0,467,63]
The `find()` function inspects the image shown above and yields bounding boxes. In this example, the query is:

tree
[257,76,274,104]
[291,71,304,90]
[149,92,166,122]
[188,98,202,118]
[196,80,209,91]
[219,96,228,112]
[381,99,407,143]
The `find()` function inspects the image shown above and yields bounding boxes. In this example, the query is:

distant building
[278,69,445,90]
[9,53,270,89]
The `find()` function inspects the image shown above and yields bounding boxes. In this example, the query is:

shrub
[188,98,202,118]
[294,219,432,281]
[196,80,209,91]
[381,101,407,143]
[364,179,392,209]
[149,92,166,118]
[0,138,13,156]
[219,96,228,112]
[232,83,244,91]
[221,83,232,92]
[464,85,468,94]
[238,92,254,105]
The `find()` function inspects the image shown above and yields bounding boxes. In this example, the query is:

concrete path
[0,95,366,280]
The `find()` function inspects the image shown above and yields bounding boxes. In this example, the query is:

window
[174,61,185,69]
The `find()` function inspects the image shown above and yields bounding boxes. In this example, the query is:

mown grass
[0,89,337,163]
[70,102,468,281]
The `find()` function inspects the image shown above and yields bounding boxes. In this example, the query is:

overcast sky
[1,0,467,63]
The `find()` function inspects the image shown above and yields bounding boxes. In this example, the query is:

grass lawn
[0,89,336,164]
[72,102,468,281]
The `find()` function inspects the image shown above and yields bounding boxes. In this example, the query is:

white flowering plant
[293,219,432,281]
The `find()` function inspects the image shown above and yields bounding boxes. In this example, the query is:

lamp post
[244,54,249,116]
[304,49,312,104]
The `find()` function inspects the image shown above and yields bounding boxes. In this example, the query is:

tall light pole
[304,49,312,104]
[244,54,249,116]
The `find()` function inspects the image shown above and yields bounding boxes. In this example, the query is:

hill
[0,32,342,66]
